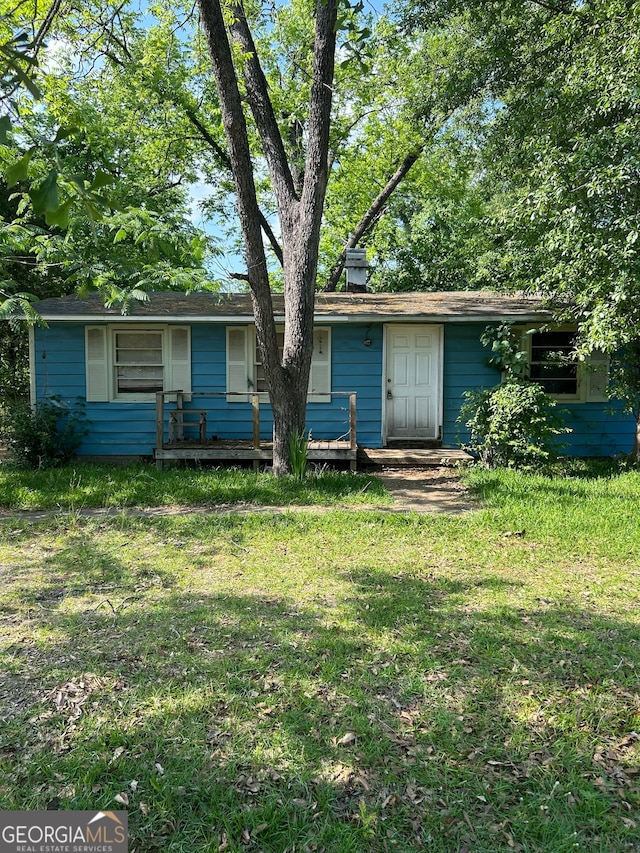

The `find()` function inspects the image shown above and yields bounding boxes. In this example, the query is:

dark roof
[33,290,552,322]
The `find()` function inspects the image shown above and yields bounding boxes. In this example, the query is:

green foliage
[479,321,529,378]
[381,0,640,370]
[0,0,218,306]
[479,0,640,351]
[0,291,45,327]
[364,136,492,292]
[0,321,28,403]
[0,15,41,100]
[460,380,570,469]
[608,341,640,420]
[459,324,569,469]
[319,10,495,290]
[288,429,310,481]
[5,149,31,187]
[2,395,89,468]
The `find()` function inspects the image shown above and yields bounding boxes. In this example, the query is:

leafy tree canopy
[0,0,220,314]
[393,0,640,354]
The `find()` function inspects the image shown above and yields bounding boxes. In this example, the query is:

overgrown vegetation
[459,324,570,469]
[0,462,638,851]
[0,321,29,405]
[2,395,89,468]
[460,382,569,469]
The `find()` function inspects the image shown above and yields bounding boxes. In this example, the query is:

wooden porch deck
[155,438,357,467]
[154,440,471,469]
[154,390,358,470]
[153,391,472,470]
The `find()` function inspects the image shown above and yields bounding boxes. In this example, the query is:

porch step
[358,447,473,468]
[155,439,358,470]
[384,439,443,449]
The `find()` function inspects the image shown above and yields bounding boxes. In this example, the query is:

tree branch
[135,70,285,266]
[74,3,133,65]
[146,179,184,198]
[183,107,232,169]
[528,0,575,14]
[32,0,65,56]
[324,146,424,292]
[196,0,278,351]
[181,105,284,265]
[228,2,298,220]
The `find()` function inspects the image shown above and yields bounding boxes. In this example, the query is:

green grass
[0,463,638,852]
[0,461,390,510]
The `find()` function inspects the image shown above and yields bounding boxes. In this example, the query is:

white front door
[385,324,442,440]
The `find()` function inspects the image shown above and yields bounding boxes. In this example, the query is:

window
[226,326,331,403]
[529,330,578,397]
[114,331,164,395]
[85,325,191,402]
[525,329,609,403]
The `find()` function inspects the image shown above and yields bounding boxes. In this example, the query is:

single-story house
[28,290,634,464]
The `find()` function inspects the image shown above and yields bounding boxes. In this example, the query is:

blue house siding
[35,322,85,400]
[331,323,383,447]
[561,401,633,456]
[191,324,256,441]
[442,322,635,456]
[442,323,498,448]
[189,323,384,447]
[33,321,386,455]
[33,318,634,459]
[34,323,161,456]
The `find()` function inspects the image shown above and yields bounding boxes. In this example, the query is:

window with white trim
[524,329,609,403]
[226,326,331,403]
[114,330,164,395]
[85,325,191,402]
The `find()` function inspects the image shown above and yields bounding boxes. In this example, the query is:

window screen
[114,331,164,394]
[530,331,577,396]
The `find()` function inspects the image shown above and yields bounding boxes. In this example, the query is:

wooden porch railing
[155,390,357,468]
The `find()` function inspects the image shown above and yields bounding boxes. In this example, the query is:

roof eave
[37,311,552,323]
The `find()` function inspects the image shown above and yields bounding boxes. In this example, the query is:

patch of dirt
[375,466,475,514]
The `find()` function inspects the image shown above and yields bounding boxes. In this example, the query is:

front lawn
[0,463,638,852]
[0,462,390,510]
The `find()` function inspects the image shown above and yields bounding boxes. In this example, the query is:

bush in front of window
[481,322,530,378]
[459,381,571,469]
[459,323,571,469]
[3,396,89,468]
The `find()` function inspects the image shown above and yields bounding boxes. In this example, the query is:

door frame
[382,323,444,445]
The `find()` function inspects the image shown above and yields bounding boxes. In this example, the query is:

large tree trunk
[269,372,308,475]
[197,0,336,475]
